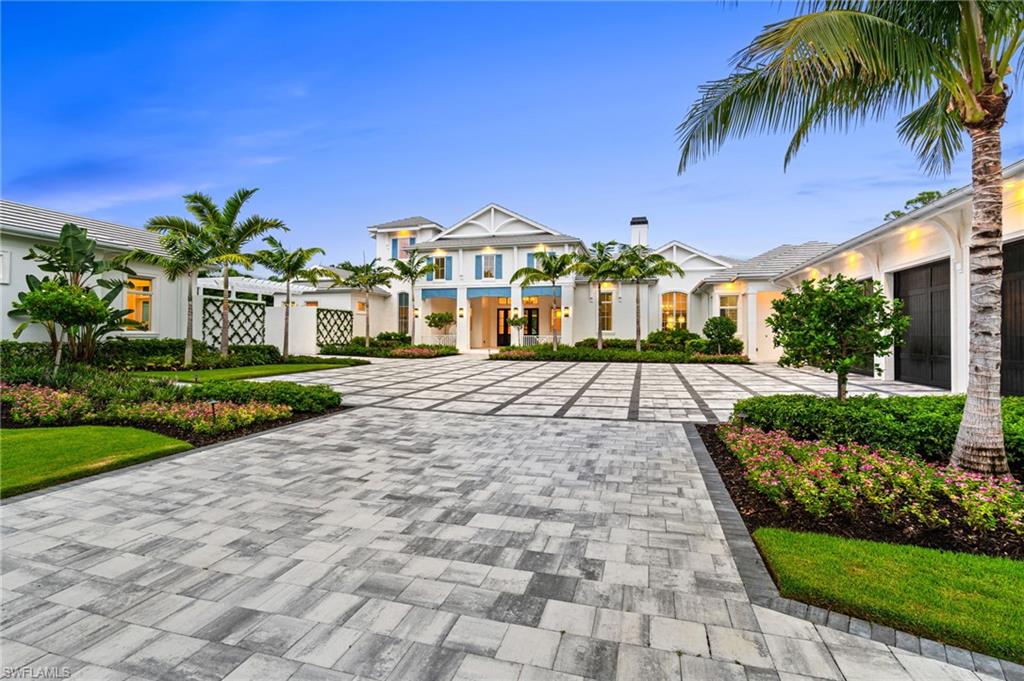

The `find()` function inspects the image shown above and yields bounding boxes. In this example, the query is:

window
[391,235,415,259]
[398,292,409,334]
[661,292,687,330]
[599,291,613,332]
[0,250,10,285]
[126,277,153,331]
[356,300,367,313]
[719,294,739,323]
[235,291,258,301]
[482,254,496,279]
[550,307,562,334]
[433,257,446,280]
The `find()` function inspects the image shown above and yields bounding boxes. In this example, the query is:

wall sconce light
[562,306,571,318]
[458,307,465,318]
[413,307,420,318]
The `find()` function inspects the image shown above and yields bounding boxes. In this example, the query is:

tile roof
[701,241,836,282]
[1,199,165,254]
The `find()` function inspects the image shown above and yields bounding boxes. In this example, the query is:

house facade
[369,204,733,351]
[777,159,1024,394]
[0,200,192,343]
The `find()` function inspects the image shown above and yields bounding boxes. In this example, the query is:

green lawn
[1,426,193,498]
[132,363,353,383]
[753,527,1024,663]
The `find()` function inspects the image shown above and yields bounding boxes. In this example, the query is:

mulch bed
[1,405,351,449]
[697,423,1024,560]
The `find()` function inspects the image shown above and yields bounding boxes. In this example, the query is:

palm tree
[254,236,337,360]
[181,189,286,357]
[130,223,214,367]
[619,246,685,351]
[675,2,1021,474]
[340,259,394,347]
[390,251,435,344]
[573,241,623,350]
[510,252,577,351]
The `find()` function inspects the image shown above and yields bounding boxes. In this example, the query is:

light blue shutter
[495,255,503,279]
[410,237,416,246]
[391,238,398,259]
[426,257,433,281]
[445,256,453,280]
[475,255,482,279]
[527,252,535,269]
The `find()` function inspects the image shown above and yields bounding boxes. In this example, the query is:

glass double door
[496,307,540,346]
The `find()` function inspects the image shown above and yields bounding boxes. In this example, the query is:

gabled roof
[434,203,573,240]
[700,241,836,283]
[0,199,165,254]
[653,240,734,268]
[411,233,581,250]
[367,216,441,232]
[774,157,1024,280]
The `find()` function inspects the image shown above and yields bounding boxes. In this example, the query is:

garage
[894,260,951,389]
[1002,240,1024,395]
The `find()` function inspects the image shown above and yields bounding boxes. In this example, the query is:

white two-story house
[368,204,732,351]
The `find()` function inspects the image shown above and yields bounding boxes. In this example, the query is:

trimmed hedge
[185,380,341,413]
[491,344,749,364]
[320,343,458,358]
[734,393,1024,464]
[575,329,701,352]
[95,338,282,370]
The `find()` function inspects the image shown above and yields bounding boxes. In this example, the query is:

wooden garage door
[895,260,951,389]
[1002,240,1024,395]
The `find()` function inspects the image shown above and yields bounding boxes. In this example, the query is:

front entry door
[525,308,540,336]
[497,308,511,347]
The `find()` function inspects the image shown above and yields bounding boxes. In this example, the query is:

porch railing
[425,333,457,346]
[522,335,554,346]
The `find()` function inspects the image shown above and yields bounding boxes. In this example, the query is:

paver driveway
[1,399,998,680]
[274,355,945,422]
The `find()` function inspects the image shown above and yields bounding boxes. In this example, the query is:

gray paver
[0,358,990,681]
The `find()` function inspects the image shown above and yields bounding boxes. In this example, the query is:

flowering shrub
[721,425,1024,534]
[389,347,449,358]
[109,400,292,435]
[0,382,92,425]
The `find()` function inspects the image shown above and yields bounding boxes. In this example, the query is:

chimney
[629,216,649,246]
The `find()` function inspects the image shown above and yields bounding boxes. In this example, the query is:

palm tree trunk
[410,281,416,345]
[220,263,230,357]
[634,281,642,352]
[551,279,559,351]
[952,124,1009,474]
[184,271,195,367]
[596,281,603,350]
[365,291,371,348]
[283,279,291,361]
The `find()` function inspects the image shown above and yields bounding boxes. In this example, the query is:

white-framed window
[661,291,687,330]
[482,254,496,279]
[0,250,10,284]
[398,292,409,334]
[126,276,154,331]
[719,294,739,323]
[433,257,446,280]
[599,291,613,332]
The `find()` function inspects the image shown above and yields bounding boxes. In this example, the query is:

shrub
[185,380,340,413]
[108,400,292,435]
[321,343,457,358]
[375,331,411,345]
[1,383,93,426]
[733,394,1024,464]
[0,340,53,369]
[94,338,283,370]
[686,337,744,355]
[492,344,748,364]
[645,328,700,350]
[721,424,1023,534]
[575,338,638,350]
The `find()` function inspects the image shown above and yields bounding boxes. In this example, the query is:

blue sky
[4,2,1023,265]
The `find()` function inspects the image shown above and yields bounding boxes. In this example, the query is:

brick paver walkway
[277,355,945,423]
[1,402,1000,680]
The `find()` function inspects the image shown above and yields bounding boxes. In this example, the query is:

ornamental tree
[766,275,909,400]
[425,311,455,335]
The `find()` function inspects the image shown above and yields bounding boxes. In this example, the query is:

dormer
[367,216,443,261]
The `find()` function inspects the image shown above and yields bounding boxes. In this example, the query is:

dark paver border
[684,422,1024,681]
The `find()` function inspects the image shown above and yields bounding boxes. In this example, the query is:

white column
[952,238,971,392]
[560,283,575,346]
[456,287,470,351]
[745,293,758,361]
[511,284,523,345]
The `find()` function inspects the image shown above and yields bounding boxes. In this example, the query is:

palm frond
[897,87,965,175]
[222,188,260,228]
